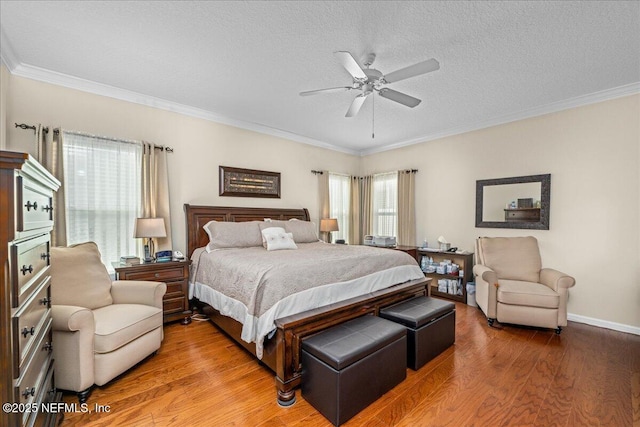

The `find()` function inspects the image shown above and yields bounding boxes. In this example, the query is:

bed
[184,204,430,405]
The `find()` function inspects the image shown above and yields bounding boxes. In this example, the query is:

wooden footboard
[184,204,430,405]
[194,277,429,405]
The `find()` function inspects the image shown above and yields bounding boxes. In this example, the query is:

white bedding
[189,242,424,358]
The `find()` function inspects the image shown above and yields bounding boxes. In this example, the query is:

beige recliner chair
[50,242,166,402]
[473,236,575,334]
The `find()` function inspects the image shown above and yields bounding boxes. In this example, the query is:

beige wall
[4,73,639,330]
[5,75,360,256]
[362,95,640,328]
[0,64,8,150]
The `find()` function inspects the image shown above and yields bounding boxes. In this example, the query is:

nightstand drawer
[113,259,190,323]
[165,281,186,298]
[122,266,185,281]
[163,297,186,315]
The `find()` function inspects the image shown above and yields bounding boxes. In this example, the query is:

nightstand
[112,259,191,324]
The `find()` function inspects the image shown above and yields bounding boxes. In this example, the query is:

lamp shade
[320,218,339,233]
[134,217,167,238]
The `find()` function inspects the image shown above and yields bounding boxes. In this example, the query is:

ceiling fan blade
[378,88,421,108]
[335,51,367,80]
[383,58,440,83]
[299,86,353,96]
[345,93,368,117]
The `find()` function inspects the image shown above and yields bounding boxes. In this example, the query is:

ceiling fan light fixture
[300,50,439,119]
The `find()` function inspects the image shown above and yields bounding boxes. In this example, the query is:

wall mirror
[475,174,551,230]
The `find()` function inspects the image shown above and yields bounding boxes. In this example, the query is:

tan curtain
[141,142,173,250]
[35,124,46,162]
[361,175,373,239]
[318,171,330,240]
[41,128,67,246]
[348,176,361,245]
[397,170,416,246]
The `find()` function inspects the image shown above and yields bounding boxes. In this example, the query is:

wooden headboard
[183,204,311,258]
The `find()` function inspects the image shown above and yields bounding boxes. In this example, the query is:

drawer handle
[21,387,36,398]
[43,342,53,353]
[40,252,50,260]
[39,296,51,306]
[21,326,35,338]
[21,264,33,275]
[43,205,53,212]
[24,201,38,211]
[155,273,160,278]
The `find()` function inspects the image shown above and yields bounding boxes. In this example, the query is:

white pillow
[261,227,298,251]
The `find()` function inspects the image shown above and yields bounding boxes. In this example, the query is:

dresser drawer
[28,360,57,427]
[13,278,51,377]
[11,234,51,308]
[14,324,53,409]
[122,266,185,282]
[16,175,54,233]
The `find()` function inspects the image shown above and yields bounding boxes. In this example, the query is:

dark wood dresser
[1,151,63,427]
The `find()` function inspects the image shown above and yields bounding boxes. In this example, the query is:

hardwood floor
[60,303,640,426]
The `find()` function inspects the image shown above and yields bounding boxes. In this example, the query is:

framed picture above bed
[219,166,281,198]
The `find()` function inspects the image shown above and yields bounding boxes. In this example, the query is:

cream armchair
[473,236,575,334]
[50,242,166,402]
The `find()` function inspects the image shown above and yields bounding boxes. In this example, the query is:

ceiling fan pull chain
[372,93,375,139]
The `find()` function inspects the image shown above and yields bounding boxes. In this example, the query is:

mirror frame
[475,174,551,230]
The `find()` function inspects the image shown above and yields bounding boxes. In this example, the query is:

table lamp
[320,218,339,243]
[134,217,167,262]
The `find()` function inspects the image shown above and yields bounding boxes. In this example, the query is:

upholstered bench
[380,296,455,370]
[301,315,407,426]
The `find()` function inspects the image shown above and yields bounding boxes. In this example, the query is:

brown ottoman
[380,296,455,370]
[301,315,407,426]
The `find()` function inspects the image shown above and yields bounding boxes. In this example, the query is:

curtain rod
[15,123,49,134]
[46,128,173,153]
[311,170,324,175]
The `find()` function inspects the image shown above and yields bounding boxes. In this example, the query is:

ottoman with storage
[380,296,455,370]
[301,315,407,426]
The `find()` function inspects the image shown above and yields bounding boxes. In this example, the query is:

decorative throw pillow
[261,227,298,251]
[204,220,262,252]
[50,241,113,310]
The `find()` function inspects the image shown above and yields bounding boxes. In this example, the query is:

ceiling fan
[300,51,439,117]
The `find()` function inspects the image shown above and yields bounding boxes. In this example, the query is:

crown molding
[359,82,640,156]
[3,55,637,158]
[4,61,359,156]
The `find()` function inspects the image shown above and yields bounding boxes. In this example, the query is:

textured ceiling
[1,1,639,155]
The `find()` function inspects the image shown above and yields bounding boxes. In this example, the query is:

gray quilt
[191,242,419,318]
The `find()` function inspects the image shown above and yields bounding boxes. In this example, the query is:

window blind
[372,171,398,237]
[328,172,350,243]
[62,132,142,270]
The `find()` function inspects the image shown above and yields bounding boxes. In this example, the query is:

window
[63,132,142,270]
[372,171,398,237]
[328,172,350,243]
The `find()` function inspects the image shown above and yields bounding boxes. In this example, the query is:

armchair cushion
[51,242,113,309]
[477,236,542,283]
[92,304,163,354]
[497,280,560,309]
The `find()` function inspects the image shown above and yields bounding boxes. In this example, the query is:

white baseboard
[567,313,640,336]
